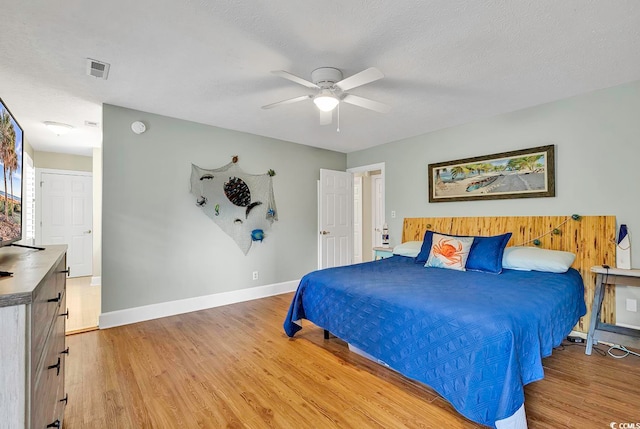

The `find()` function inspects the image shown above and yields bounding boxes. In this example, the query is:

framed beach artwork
[428,145,555,203]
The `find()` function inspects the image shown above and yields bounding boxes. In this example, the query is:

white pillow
[392,241,422,257]
[502,246,576,273]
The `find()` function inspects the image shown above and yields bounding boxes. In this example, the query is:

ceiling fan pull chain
[337,103,340,133]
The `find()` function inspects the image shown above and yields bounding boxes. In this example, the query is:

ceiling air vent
[86,58,110,80]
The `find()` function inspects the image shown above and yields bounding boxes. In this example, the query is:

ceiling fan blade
[319,110,332,125]
[261,95,312,110]
[335,67,384,91]
[342,94,390,113]
[272,70,319,89]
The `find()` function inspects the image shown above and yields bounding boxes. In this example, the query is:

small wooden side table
[586,266,640,355]
[373,247,394,260]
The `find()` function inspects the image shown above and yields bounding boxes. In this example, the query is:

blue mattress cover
[284,256,586,428]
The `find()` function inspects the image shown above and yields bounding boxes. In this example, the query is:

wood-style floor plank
[65,293,640,428]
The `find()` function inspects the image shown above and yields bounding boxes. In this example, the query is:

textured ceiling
[1,1,639,156]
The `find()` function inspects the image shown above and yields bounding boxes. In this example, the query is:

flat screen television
[0,97,23,247]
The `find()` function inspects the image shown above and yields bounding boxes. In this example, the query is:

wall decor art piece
[428,145,555,203]
[190,158,278,254]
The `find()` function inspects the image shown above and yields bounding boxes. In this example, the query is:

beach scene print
[430,146,553,202]
[0,100,22,243]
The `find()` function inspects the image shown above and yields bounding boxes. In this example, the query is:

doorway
[36,169,93,277]
[36,168,99,333]
[348,163,385,263]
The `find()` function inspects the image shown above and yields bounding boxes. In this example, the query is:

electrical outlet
[391,210,396,218]
[252,271,259,280]
[626,298,637,312]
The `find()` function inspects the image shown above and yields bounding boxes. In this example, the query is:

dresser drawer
[32,305,66,429]
[0,246,67,429]
[53,374,67,429]
[31,258,66,373]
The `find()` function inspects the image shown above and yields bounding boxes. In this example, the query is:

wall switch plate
[626,298,637,312]
[391,211,396,218]
[252,271,259,280]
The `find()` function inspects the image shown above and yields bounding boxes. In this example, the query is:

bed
[283,216,616,428]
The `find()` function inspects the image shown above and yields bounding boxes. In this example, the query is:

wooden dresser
[0,245,68,428]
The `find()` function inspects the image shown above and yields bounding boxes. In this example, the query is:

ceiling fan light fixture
[313,90,339,112]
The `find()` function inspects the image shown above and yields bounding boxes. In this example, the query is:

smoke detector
[86,58,110,80]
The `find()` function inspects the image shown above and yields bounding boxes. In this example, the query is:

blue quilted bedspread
[284,256,586,428]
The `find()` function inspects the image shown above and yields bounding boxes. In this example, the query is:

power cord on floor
[557,340,640,359]
[607,344,640,359]
[556,341,607,356]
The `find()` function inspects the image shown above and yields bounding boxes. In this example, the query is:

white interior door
[371,174,384,247]
[353,176,363,263]
[319,169,353,269]
[39,171,93,278]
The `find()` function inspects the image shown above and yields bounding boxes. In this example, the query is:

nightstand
[586,266,640,355]
[373,247,394,260]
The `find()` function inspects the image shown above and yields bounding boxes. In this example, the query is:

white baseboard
[90,276,101,286]
[99,279,299,329]
[615,322,640,330]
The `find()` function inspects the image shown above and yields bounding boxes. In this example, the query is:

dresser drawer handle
[48,357,61,376]
[46,419,61,428]
[60,393,69,405]
[61,347,69,355]
[60,308,69,319]
[47,292,61,303]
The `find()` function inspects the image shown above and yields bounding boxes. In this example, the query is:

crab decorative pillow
[424,233,474,271]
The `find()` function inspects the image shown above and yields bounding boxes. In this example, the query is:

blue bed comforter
[284,256,586,428]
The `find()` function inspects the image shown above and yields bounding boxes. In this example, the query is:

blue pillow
[466,232,512,274]
[415,230,512,273]
[414,230,434,264]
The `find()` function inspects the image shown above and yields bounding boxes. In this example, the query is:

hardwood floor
[65,293,640,428]
[65,276,100,333]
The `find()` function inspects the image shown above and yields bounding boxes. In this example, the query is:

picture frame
[428,145,555,203]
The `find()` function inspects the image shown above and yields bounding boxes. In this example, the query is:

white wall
[347,79,640,327]
[102,104,345,313]
[24,138,34,159]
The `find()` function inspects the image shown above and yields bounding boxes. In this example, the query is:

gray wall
[348,79,640,327]
[92,148,102,279]
[102,104,345,313]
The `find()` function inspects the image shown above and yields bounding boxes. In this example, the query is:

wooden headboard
[402,216,616,332]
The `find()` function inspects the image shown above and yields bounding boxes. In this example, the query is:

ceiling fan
[262,67,390,125]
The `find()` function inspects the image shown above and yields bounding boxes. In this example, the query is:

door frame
[370,173,384,248]
[352,175,363,263]
[35,167,93,250]
[347,162,385,261]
